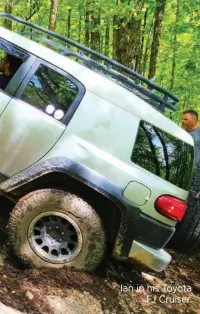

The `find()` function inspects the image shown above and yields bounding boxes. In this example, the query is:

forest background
[0,0,200,124]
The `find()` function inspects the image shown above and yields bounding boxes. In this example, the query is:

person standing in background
[182,110,200,170]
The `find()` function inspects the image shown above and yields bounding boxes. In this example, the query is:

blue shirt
[188,127,200,170]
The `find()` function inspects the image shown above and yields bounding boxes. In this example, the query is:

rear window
[131,121,194,190]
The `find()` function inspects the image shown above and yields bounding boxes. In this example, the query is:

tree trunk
[90,9,100,51]
[131,0,145,72]
[131,17,143,72]
[4,0,12,30]
[48,0,58,32]
[113,0,145,69]
[85,0,90,47]
[170,0,180,91]
[114,20,127,64]
[112,13,118,59]
[142,15,154,75]
[104,24,110,56]
[66,9,72,38]
[113,0,128,64]
[78,12,82,42]
[139,7,148,74]
[148,0,166,80]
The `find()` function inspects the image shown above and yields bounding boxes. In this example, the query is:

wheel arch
[0,157,140,259]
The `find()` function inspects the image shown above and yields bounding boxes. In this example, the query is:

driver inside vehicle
[0,53,22,90]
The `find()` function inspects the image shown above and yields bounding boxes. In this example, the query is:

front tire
[7,189,106,271]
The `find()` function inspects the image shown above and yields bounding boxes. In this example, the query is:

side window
[0,39,26,91]
[20,64,79,121]
[131,121,194,190]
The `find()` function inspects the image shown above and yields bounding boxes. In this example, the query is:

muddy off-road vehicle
[0,13,195,272]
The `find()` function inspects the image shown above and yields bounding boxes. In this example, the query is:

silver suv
[0,13,194,272]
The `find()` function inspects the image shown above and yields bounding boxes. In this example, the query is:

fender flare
[0,157,141,258]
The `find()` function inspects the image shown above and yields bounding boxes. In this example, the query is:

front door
[0,37,35,117]
[0,58,83,177]
[0,38,37,180]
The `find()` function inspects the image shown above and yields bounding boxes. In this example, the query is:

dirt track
[0,200,199,314]
[0,239,199,314]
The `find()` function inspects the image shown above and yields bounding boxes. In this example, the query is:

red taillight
[155,195,187,222]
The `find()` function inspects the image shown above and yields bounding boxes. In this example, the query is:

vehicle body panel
[0,98,65,175]
[36,91,190,225]
[0,24,194,272]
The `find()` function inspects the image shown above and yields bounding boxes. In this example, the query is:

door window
[20,64,79,121]
[0,39,27,91]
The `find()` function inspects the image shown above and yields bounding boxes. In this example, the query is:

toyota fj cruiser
[0,13,195,272]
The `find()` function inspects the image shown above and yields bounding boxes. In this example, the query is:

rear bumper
[129,240,171,272]
[135,213,175,249]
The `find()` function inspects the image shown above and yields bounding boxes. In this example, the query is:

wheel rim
[28,211,82,264]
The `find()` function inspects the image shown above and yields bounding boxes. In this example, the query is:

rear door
[0,58,85,177]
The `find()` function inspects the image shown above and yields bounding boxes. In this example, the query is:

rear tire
[7,189,106,271]
[169,169,200,253]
